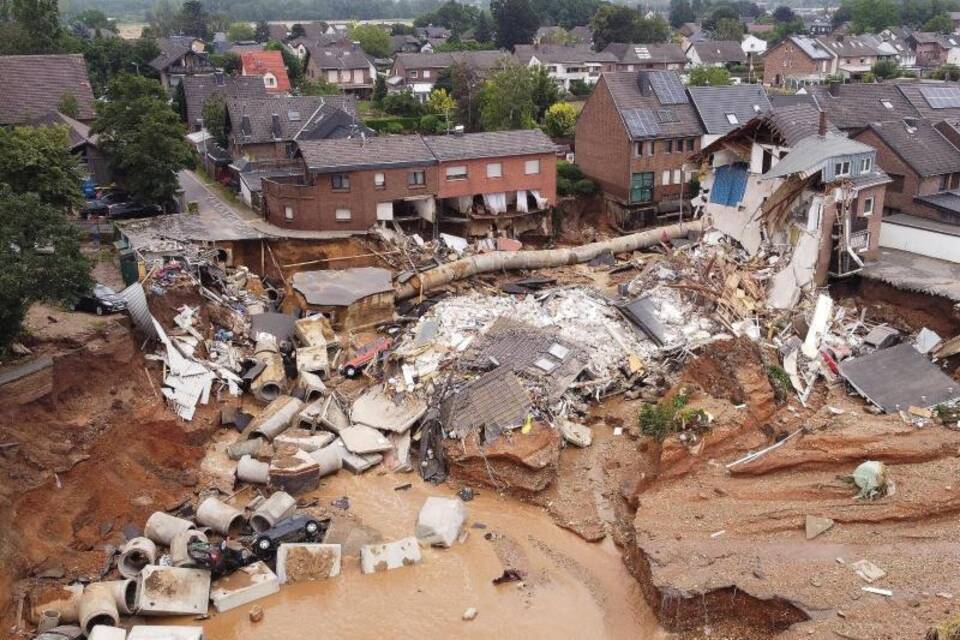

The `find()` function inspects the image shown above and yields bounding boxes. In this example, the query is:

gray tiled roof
[688,84,771,134]
[393,50,510,71]
[808,83,919,130]
[603,42,687,65]
[785,35,834,60]
[764,133,874,179]
[296,102,374,141]
[150,36,205,72]
[766,103,842,146]
[227,95,357,145]
[896,81,960,120]
[298,134,436,172]
[817,34,894,57]
[866,119,960,177]
[688,40,746,64]
[182,74,267,129]
[603,71,704,139]
[423,129,556,161]
[514,44,616,65]
[0,54,96,124]
[304,43,375,70]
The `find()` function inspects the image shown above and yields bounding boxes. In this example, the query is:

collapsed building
[693,104,891,308]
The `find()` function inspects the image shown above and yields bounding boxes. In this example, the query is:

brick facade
[436,153,557,202]
[762,40,825,86]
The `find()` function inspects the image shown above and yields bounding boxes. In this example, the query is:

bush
[568,79,592,97]
[365,116,420,134]
[380,89,424,118]
[557,160,584,181]
[557,176,575,196]
[385,121,406,134]
[573,178,597,196]
[419,114,444,134]
[637,389,710,441]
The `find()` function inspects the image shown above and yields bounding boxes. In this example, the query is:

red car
[340,337,392,378]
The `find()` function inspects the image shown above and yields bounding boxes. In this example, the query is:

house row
[260,129,558,238]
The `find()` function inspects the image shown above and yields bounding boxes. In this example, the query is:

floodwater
[163,471,666,639]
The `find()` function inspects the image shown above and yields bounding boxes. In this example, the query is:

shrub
[568,79,592,97]
[380,89,424,118]
[637,389,710,441]
[385,121,405,134]
[573,178,597,196]
[364,116,420,134]
[557,177,575,196]
[557,160,584,181]
[419,114,444,134]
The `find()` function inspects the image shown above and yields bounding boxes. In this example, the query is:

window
[834,161,851,177]
[725,113,739,124]
[410,70,419,78]
[665,140,673,153]
[673,169,682,184]
[284,205,294,220]
[861,196,874,216]
[525,159,540,175]
[880,99,893,109]
[445,165,467,180]
[335,208,352,221]
[686,138,695,151]
[374,172,385,188]
[860,157,872,173]
[635,142,644,156]
[331,174,350,190]
[662,170,671,185]
[423,69,431,79]
[941,174,951,191]
[409,170,426,186]
[486,162,502,178]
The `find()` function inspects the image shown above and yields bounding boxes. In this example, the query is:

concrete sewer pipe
[170,529,208,568]
[32,583,84,624]
[251,334,286,402]
[99,579,138,615]
[309,446,343,477]
[117,537,157,579]
[237,454,271,484]
[196,496,246,536]
[144,512,196,546]
[395,221,702,300]
[78,583,119,636]
[243,395,304,441]
[250,491,297,533]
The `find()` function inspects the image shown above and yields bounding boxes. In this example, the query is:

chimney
[636,70,651,96]
[271,113,282,139]
[214,70,225,86]
[818,109,828,136]
[828,81,841,97]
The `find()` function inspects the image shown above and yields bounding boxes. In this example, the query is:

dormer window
[834,161,851,177]
[860,157,872,173]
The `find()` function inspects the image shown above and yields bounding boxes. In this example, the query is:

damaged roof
[766,103,842,146]
[688,84,772,135]
[603,71,704,140]
[864,119,960,177]
[763,133,875,180]
[441,369,532,435]
[292,268,393,307]
[423,130,556,161]
[839,343,960,412]
[298,134,435,173]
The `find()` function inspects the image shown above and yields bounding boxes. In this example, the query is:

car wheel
[305,521,319,536]
[343,365,358,378]
[95,305,104,316]
[257,538,271,552]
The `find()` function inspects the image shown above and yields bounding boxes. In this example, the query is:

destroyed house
[696,106,889,307]
[290,267,394,330]
[574,70,704,227]
[261,130,557,236]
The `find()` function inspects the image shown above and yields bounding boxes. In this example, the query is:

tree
[445,61,484,131]
[415,1,480,35]
[427,87,456,128]
[831,4,852,27]
[372,73,387,105]
[391,23,416,35]
[845,0,899,33]
[703,5,741,30]
[772,5,795,22]
[769,16,804,43]
[714,17,745,41]
[689,65,732,85]
[544,101,577,138]
[10,0,61,53]
[207,12,230,34]
[871,58,901,79]
[0,187,91,353]
[255,20,270,42]
[474,11,493,43]
[81,36,161,96]
[568,78,592,96]
[491,0,539,49]
[74,9,117,34]
[178,0,209,40]
[299,78,341,95]
[382,89,425,117]
[932,63,960,80]
[227,22,255,42]
[479,62,536,130]
[201,94,228,146]
[530,65,561,120]
[147,0,179,38]
[670,0,696,27]
[590,5,670,51]
[290,23,306,39]
[0,125,85,212]
[93,74,194,206]
[208,51,242,75]
[539,26,575,44]
[924,13,955,33]
[348,23,391,58]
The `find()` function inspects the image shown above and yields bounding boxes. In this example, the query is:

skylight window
[725,113,739,124]
[880,99,893,109]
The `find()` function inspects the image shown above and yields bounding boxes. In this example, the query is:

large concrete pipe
[31,583,83,624]
[251,335,286,402]
[118,537,157,579]
[196,497,245,536]
[144,512,195,546]
[395,221,702,300]
[100,579,138,615]
[170,529,208,568]
[78,583,119,636]
[296,370,327,403]
[250,491,297,533]
[36,608,60,632]
[226,438,267,461]
[242,395,304,442]
[308,445,343,477]
[236,455,270,484]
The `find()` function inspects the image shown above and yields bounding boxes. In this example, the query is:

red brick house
[388,51,508,101]
[763,35,834,87]
[240,50,291,94]
[574,70,704,227]
[302,42,377,95]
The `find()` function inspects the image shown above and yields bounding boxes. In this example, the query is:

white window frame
[410,69,419,78]
[525,159,541,174]
[445,165,468,180]
[486,162,503,178]
[284,205,294,220]
[835,161,851,177]
[860,157,872,173]
[374,172,385,188]
[335,208,352,221]
[862,196,874,216]
[725,113,739,124]
[673,169,682,184]
[423,69,431,79]
[661,170,671,185]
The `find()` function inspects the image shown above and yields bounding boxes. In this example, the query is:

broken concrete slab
[127,627,204,640]
[88,626,126,640]
[851,559,887,583]
[864,325,900,350]
[297,394,349,433]
[415,497,466,548]
[339,425,393,455]
[839,343,960,412]
[350,385,427,434]
[136,565,210,616]
[275,543,342,584]
[805,515,835,540]
[558,418,593,448]
[210,561,280,613]
[360,537,422,574]
[274,428,335,452]
[915,327,942,354]
[327,438,382,474]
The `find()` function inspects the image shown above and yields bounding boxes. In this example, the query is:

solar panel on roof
[919,85,960,109]
[622,108,661,138]
[648,71,687,105]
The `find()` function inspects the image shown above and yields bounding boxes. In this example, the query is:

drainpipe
[117,537,157,579]
[243,395,304,441]
[31,584,84,625]
[196,496,246,536]
[144,512,196,546]
[250,491,298,533]
[309,445,343,477]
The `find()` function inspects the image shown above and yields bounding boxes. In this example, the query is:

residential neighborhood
[4,1,960,639]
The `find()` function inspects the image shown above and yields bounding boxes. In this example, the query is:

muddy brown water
[157,472,666,639]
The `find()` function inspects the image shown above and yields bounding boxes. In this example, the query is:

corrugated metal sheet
[119,282,159,339]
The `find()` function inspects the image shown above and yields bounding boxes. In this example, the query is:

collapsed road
[2,210,960,640]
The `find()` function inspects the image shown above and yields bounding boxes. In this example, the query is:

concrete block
[328,438,382,474]
[360,537,422,574]
[89,626,126,640]
[136,565,210,616]
[210,561,279,613]
[127,627,204,640]
[415,497,466,548]
[276,544,342,584]
[274,428,335,452]
[339,425,393,454]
